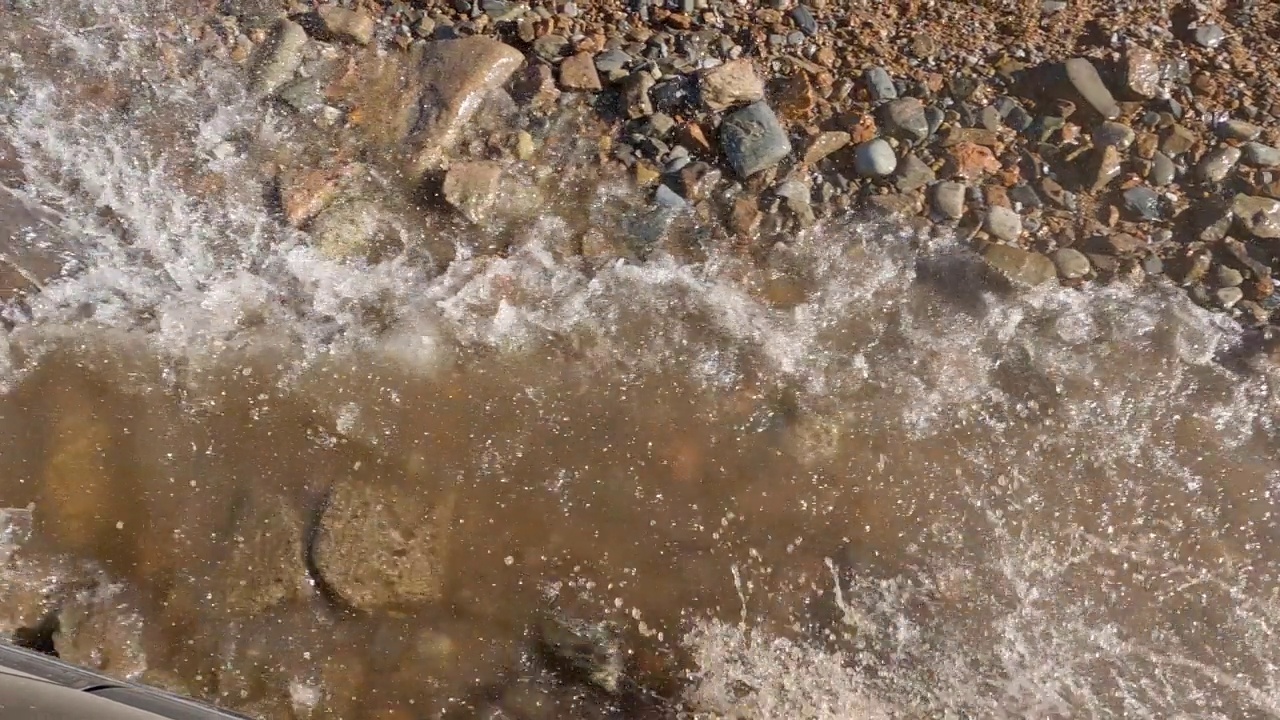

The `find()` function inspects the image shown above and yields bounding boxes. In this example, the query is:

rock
[699,59,764,110]
[1242,142,1280,168]
[1197,146,1242,183]
[946,142,1001,178]
[863,66,897,101]
[277,77,324,114]
[791,4,818,35]
[620,71,656,118]
[1216,286,1243,308]
[893,152,935,192]
[1218,120,1262,141]
[532,34,569,61]
[654,184,686,209]
[880,98,930,142]
[1051,247,1091,279]
[313,478,455,610]
[442,161,506,224]
[719,102,791,178]
[1123,186,1161,221]
[1125,47,1162,98]
[515,131,535,161]
[1091,145,1123,191]
[1194,24,1225,49]
[983,205,1022,242]
[221,497,308,614]
[1063,57,1119,119]
[559,52,602,91]
[250,19,308,97]
[407,38,525,177]
[594,49,631,74]
[536,612,625,694]
[1161,124,1198,156]
[802,131,850,165]
[511,63,561,109]
[931,181,966,220]
[730,196,762,235]
[1232,194,1280,238]
[674,162,722,202]
[308,198,382,260]
[278,164,359,227]
[316,6,375,45]
[1215,265,1244,287]
[1093,121,1136,150]
[853,139,896,177]
[1149,152,1176,186]
[982,244,1057,286]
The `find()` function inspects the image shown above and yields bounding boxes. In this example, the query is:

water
[2,1,1280,718]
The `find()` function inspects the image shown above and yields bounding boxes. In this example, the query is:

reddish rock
[558,52,602,91]
[946,142,1002,179]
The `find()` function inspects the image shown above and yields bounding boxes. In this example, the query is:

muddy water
[3,1,1280,719]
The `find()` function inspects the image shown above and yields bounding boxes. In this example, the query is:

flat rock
[699,59,764,111]
[1218,119,1262,141]
[1197,146,1241,183]
[317,6,375,45]
[1063,57,1119,119]
[1232,194,1280,239]
[442,161,506,224]
[853,139,896,177]
[802,131,850,165]
[559,52,602,91]
[931,181,966,220]
[984,205,1022,242]
[1242,142,1280,168]
[880,98,930,142]
[893,152,935,192]
[982,244,1057,286]
[250,19,308,97]
[719,102,791,178]
[406,38,525,177]
[1051,247,1091,279]
[313,479,455,610]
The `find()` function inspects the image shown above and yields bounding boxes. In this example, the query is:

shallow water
[2,1,1280,718]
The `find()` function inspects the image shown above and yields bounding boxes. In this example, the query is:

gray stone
[1149,152,1176,186]
[1051,247,1091,279]
[1215,265,1244,287]
[881,98,930,142]
[250,19,308,97]
[984,205,1023,242]
[308,198,382,260]
[1242,142,1280,168]
[719,102,791,177]
[654,184,687,209]
[791,5,817,35]
[1194,24,1225,49]
[620,71,656,118]
[893,153,935,192]
[533,34,569,60]
[1232,194,1280,238]
[1093,121,1136,150]
[852,139,897,177]
[1063,57,1119,119]
[277,77,324,114]
[699,59,764,110]
[595,49,632,74]
[1123,186,1161,221]
[1218,119,1262,141]
[1197,146,1242,183]
[982,244,1057,286]
[1216,286,1244,309]
[931,181,966,220]
[864,66,897,101]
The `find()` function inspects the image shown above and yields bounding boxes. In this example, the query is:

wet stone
[719,101,791,178]
[881,98,930,142]
[533,34,569,60]
[699,59,764,111]
[1218,120,1262,141]
[1215,265,1244,287]
[1123,186,1162,221]
[1051,247,1091,279]
[864,66,897,101]
[1194,24,1225,49]
[1161,124,1198,156]
[982,244,1056,286]
[654,184,686,209]
[1243,142,1280,168]
[1094,121,1136,150]
[559,52,602,91]
[1198,146,1242,183]
[442,161,506,224]
[621,72,656,118]
[802,130,850,165]
[1149,152,1176,186]
[791,5,818,35]
[1125,47,1162,98]
[853,139,896,177]
[893,152,935,192]
[308,198,382,260]
[1092,145,1123,191]
[984,205,1023,242]
[931,181,966,220]
[316,6,375,45]
[1216,286,1244,308]
[1063,57,1119,119]
[250,19,307,97]
[595,48,631,75]
[1232,194,1280,238]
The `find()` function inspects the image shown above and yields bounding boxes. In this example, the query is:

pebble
[442,161,506,224]
[864,66,897,101]
[559,52,602,91]
[1194,24,1225,49]
[1218,119,1262,141]
[801,131,850,165]
[1197,146,1242,183]
[1216,286,1244,308]
[699,59,764,110]
[1242,142,1280,168]
[982,244,1057,286]
[317,6,375,45]
[654,184,687,209]
[1093,121,1136,150]
[1051,247,1091,279]
[932,181,966,220]
[1063,57,1120,119]
[881,98,930,142]
[893,153,935,192]
[1149,152,1176,185]
[1125,47,1162,98]
[250,19,308,97]
[719,102,792,178]
[1123,186,1161,220]
[791,5,818,35]
[1232,194,1280,238]
[852,139,897,177]
[1215,265,1244,287]
[984,205,1023,242]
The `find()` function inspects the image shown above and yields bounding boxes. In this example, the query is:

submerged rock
[1232,194,1280,239]
[250,19,308,97]
[307,197,384,260]
[442,161,506,224]
[537,612,625,694]
[982,244,1056,286]
[316,6,375,46]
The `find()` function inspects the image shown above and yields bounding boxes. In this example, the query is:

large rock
[220,497,308,614]
[699,59,764,111]
[1232,195,1280,239]
[719,102,791,178]
[312,479,455,610]
[405,38,525,178]
[1062,57,1119,119]
[981,244,1057,286]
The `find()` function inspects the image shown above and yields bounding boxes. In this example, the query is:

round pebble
[853,139,897,177]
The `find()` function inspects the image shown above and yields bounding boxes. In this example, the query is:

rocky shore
[173,0,1280,329]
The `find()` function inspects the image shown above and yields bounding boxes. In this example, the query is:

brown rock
[620,71,656,119]
[558,52,602,91]
[730,196,761,236]
[442,161,506,224]
[512,63,561,109]
[982,244,1057,286]
[844,114,878,144]
[945,142,1001,179]
[677,123,714,155]
[1134,132,1159,160]
[939,127,1002,148]
[1124,47,1162,98]
[776,72,815,122]
[699,59,764,111]
[802,131,850,165]
[1091,145,1123,191]
[317,6,375,45]
[1161,124,1198,156]
[278,164,357,227]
